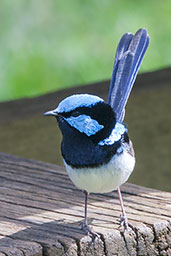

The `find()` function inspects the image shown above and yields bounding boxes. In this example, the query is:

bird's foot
[120,214,133,230]
[81,223,99,238]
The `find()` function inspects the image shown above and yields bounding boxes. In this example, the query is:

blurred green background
[1,0,171,102]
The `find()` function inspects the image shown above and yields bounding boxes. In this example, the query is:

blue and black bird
[44,28,149,236]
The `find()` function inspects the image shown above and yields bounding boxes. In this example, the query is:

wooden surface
[0,152,171,256]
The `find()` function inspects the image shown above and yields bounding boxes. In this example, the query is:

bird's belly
[64,151,135,193]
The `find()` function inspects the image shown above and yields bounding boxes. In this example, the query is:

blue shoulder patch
[56,94,104,113]
[65,114,104,136]
[98,122,127,146]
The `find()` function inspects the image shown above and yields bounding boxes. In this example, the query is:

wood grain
[0,152,171,255]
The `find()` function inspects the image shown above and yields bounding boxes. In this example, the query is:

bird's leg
[83,190,88,227]
[117,187,133,230]
[81,191,99,237]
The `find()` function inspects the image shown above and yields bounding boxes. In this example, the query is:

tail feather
[108,28,150,122]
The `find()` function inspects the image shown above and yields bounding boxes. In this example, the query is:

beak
[43,110,58,116]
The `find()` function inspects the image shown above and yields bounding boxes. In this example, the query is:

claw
[81,223,100,238]
[120,214,133,230]
[120,214,128,229]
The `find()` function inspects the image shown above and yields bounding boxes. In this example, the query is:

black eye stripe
[59,102,116,129]
[70,110,81,117]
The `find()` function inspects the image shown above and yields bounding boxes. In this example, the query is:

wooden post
[0,152,171,256]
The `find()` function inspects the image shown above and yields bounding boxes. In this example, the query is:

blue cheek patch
[65,115,104,136]
[98,122,127,146]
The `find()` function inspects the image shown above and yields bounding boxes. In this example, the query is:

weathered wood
[0,152,171,255]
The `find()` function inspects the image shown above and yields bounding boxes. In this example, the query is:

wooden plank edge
[1,221,171,256]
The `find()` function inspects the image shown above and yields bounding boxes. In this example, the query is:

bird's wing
[108,28,150,122]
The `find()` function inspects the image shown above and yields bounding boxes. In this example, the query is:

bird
[44,28,150,236]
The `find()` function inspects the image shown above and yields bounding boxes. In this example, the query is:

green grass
[0,0,171,102]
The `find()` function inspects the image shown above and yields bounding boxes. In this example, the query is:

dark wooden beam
[0,68,171,191]
[0,67,171,124]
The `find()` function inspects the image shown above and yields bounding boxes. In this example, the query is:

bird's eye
[71,110,80,117]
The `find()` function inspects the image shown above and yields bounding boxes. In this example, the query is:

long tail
[108,28,150,122]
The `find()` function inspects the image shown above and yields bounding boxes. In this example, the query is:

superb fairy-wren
[44,28,149,236]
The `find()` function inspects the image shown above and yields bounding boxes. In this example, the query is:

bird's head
[44,94,116,144]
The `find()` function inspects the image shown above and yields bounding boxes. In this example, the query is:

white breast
[64,150,135,193]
